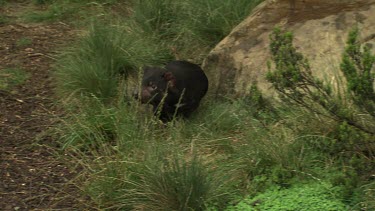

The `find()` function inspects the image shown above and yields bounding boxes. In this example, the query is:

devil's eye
[149,82,157,89]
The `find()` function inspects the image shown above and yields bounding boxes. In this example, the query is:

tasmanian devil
[135,60,208,121]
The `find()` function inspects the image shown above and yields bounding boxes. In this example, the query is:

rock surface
[203,0,375,98]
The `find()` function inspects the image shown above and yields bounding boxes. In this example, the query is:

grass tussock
[55,21,172,101]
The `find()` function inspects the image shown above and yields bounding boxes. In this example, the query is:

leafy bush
[266,27,375,208]
[340,27,375,114]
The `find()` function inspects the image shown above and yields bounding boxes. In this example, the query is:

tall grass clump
[121,152,237,210]
[78,140,239,210]
[177,0,262,45]
[57,98,137,150]
[131,0,178,36]
[55,21,172,102]
[129,0,262,61]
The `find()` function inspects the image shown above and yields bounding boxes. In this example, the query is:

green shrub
[340,27,375,114]
[267,27,374,135]
[265,27,375,209]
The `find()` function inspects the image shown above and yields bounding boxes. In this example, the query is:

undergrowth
[50,0,375,210]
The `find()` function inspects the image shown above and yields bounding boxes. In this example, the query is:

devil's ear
[163,71,176,88]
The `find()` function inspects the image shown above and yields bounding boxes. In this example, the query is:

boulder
[203,0,375,98]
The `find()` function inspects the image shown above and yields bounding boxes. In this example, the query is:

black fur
[137,61,208,121]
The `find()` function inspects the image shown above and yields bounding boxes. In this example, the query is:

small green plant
[0,0,8,6]
[227,182,347,211]
[33,0,54,5]
[23,2,78,22]
[351,181,375,210]
[0,15,8,24]
[242,84,277,119]
[16,37,32,47]
[0,68,30,90]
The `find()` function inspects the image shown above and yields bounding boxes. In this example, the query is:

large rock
[203,0,375,98]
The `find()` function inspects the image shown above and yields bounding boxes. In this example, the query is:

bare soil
[0,2,91,210]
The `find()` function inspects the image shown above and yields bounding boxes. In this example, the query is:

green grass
[130,0,262,62]
[33,0,54,4]
[23,0,122,23]
[16,37,32,47]
[23,2,81,22]
[0,68,30,90]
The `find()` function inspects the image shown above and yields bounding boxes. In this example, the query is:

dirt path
[0,2,90,210]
